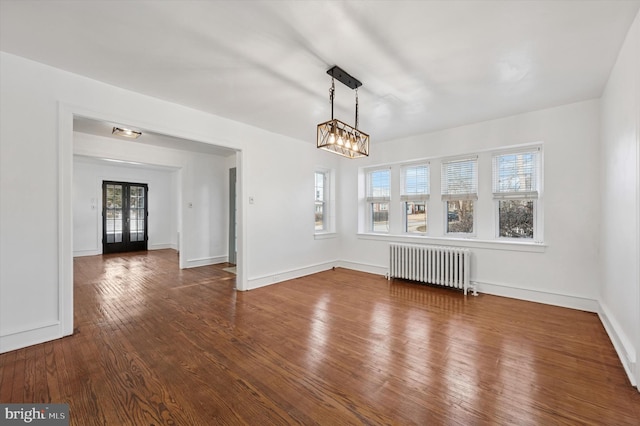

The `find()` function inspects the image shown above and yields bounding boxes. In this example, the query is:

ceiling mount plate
[327,65,362,90]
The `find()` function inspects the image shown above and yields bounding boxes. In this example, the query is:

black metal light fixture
[317,66,369,158]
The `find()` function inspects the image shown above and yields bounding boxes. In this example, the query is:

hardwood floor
[1,249,639,425]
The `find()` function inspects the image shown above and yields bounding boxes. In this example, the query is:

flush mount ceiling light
[112,127,142,139]
[317,66,369,158]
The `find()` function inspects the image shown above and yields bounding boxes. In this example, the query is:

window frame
[400,162,430,234]
[492,146,542,241]
[441,156,478,236]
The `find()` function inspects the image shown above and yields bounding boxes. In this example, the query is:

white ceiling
[1,0,639,145]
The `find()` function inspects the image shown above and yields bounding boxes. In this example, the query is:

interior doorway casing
[59,103,247,341]
[228,167,237,265]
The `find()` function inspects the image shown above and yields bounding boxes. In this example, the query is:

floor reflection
[306,294,331,373]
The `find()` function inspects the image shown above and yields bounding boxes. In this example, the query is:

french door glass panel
[103,181,148,253]
[105,184,123,243]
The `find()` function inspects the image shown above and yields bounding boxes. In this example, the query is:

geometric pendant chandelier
[317,66,369,158]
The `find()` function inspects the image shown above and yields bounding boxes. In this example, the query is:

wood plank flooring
[1,249,639,425]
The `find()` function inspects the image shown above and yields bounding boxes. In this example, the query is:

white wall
[243,132,342,288]
[599,10,640,387]
[73,155,178,256]
[339,99,601,312]
[0,52,340,353]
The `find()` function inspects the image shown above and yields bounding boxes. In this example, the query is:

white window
[492,148,540,239]
[366,168,390,233]
[401,163,429,234]
[441,157,477,234]
[314,171,328,232]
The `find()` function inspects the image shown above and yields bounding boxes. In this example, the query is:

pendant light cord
[330,78,335,120]
[355,87,359,130]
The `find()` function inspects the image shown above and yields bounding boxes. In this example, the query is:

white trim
[185,255,228,268]
[635,18,640,390]
[149,243,178,250]
[314,232,338,240]
[441,153,479,163]
[73,249,101,257]
[245,261,337,290]
[356,232,546,252]
[337,260,388,276]
[59,103,74,338]
[0,322,61,354]
[475,280,598,312]
[491,144,542,157]
[334,263,595,312]
[73,244,177,258]
[599,301,637,387]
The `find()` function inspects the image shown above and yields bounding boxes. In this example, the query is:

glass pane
[314,172,324,202]
[447,200,474,233]
[499,200,533,238]
[105,184,123,244]
[494,152,537,193]
[405,202,427,233]
[403,165,429,196]
[315,202,324,231]
[368,169,390,198]
[371,202,389,232]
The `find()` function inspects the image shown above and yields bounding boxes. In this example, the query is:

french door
[102,181,148,254]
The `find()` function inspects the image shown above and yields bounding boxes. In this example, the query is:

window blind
[492,149,539,199]
[441,157,478,201]
[400,163,429,201]
[366,169,390,202]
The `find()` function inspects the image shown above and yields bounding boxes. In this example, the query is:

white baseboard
[336,260,388,277]
[73,243,177,257]
[598,301,637,387]
[73,249,101,257]
[474,280,599,312]
[334,264,599,312]
[149,243,177,251]
[0,322,63,354]
[246,261,336,290]
[185,255,227,268]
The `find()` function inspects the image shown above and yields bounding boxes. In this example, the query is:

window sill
[356,233,546,253]
[314,232,337,240]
